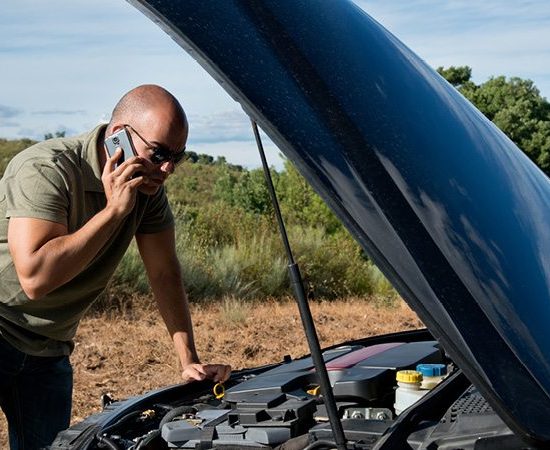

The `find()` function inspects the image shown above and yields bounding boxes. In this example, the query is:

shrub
[92,156,396,304]
[289,227,374,299]
[104,202,397,303]
[110,241,150,294]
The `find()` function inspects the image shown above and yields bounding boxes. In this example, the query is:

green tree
[214,165,274,215]
[197,153,214,165]
[234,168,274,215]
[184,150,199,163]
[437,65,472,89]
[0,138,35,175]
[213,164,239,205]
[277,160,341,234]
[44,130,66,140]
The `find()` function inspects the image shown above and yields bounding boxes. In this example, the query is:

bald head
[108,84,188,145]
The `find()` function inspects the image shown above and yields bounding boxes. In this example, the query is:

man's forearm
[155,282,233,384]
[136,229,201,369]
[151,275,199,367]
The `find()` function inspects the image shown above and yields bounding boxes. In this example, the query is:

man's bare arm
[136,227,231,383]
[8,149,145,299]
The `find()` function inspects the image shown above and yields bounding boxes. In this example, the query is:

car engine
[49,331,524,450]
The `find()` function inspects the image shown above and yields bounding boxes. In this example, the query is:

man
[0,84,231,449]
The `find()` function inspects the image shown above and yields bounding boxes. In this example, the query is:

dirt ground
[0,297,423,448]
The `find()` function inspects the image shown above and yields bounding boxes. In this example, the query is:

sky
[1,1,550,169]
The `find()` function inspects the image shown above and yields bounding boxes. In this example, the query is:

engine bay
[50,331,524,450]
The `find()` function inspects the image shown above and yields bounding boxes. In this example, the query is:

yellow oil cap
[396,370,423,383]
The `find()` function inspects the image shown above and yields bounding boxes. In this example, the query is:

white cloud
[188,110,254,144]
[191,138,284,171]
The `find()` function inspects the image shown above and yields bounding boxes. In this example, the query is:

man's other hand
[181,363,232,384]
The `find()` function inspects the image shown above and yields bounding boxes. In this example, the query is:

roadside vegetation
[107,157,395,306]
[1,66,549,310]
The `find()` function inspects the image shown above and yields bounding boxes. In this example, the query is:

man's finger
[192,363,208,375]
[181,363,208,381]
[223,365,232,382]
[181,368,205,384]
[205,364,232,382]
[102,148,120,176]
[127,176,146,189]
[221,365,232,382]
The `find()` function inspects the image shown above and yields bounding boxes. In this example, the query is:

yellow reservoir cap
[396,370,423,383]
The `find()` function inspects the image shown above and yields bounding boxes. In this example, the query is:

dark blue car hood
[128,0,550,443]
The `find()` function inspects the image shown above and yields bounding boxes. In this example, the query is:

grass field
[0,297,423,448]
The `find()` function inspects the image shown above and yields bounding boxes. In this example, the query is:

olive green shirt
[0,124,174,356]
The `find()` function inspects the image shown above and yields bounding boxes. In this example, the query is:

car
[49,1,550,449]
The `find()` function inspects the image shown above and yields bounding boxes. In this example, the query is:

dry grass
[0,297,423,448]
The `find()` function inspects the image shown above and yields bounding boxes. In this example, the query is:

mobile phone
[104,128,137,165]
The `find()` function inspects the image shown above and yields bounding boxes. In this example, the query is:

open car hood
[128,0,550,444]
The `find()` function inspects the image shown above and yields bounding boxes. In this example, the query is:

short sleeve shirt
[0,124,174,356]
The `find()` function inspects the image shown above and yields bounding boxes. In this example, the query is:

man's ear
[109,123,124,135]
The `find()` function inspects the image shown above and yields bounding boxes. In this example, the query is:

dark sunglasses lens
[151,147,186,165]
[151,147,171,164]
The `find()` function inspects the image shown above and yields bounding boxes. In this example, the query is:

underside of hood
[128,0,550,443]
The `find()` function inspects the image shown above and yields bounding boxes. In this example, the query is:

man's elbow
[19,276,48,300]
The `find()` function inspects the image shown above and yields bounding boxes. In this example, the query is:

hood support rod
[251,119,347,450]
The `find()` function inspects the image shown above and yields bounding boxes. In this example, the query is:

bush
[104,191,397,303]
[290,227,382,299]
[0,138,36,176]
[111,241,150,295]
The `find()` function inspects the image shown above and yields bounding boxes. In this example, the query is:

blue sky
[1,1,549,168]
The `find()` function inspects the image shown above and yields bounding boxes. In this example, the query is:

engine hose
[135,429,161,449]
[158,405,197,429]
[94,410,144,449]
[96,434,121,450]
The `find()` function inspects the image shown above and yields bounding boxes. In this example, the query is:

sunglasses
[123,124,186,165]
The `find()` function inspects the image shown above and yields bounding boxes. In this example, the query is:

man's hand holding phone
[102,129,148,219]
